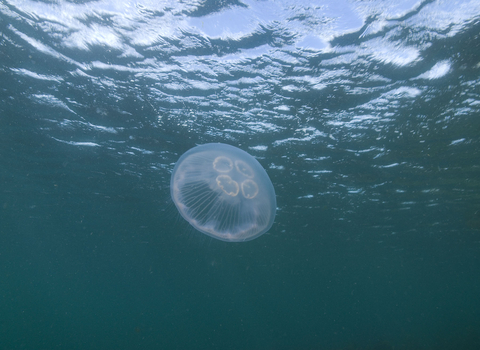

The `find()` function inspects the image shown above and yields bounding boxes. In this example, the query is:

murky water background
[1,0,480,349]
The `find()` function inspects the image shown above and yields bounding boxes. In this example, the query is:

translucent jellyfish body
[171,143,276,242]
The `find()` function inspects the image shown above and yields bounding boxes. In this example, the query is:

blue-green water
[1,1,480,349]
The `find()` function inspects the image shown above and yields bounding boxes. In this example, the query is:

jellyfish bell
[170,143,276,242]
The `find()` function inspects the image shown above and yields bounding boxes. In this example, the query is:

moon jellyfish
[170,143,276,242]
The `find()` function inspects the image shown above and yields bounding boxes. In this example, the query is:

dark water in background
[1,0,480,349]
